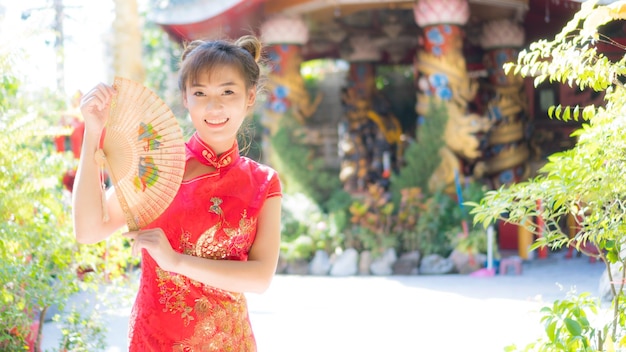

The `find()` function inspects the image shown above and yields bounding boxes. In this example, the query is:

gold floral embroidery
[160,196,258,350]
[156,267,194,326]
[209,197,223,216]
[195,222,224,258]
[194,296,210,315]
[179,230,194,255]
[223,210,253,238]
[173,296,254,352]
[193,199,257,259]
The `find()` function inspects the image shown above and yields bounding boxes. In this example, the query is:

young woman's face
[183,65,256,154]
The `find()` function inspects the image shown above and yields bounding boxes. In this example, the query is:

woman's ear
[182,93,188,109]
[247,88,257,107]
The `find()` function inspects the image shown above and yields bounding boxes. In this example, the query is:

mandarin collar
[186,132,240,170]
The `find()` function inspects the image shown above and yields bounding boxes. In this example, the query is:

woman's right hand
[80,83,117,138]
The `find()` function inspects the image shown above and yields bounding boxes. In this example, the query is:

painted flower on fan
[138,122,163,152]
[134,156,160,191]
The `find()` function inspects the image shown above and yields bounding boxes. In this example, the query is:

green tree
[0,78,78,351]
[0,23,125,352]
[270,116,348,212]
[471,1,626,350]
[390,101,447,198]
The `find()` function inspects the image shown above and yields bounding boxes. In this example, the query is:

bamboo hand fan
[96,76,185,231]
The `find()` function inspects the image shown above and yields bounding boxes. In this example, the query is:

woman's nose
[204,97,222,111]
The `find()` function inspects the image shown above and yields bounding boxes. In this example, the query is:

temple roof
[151,0,538,25]
[151,0,581,64]
[151,0,265,40]
[151,0,253,25]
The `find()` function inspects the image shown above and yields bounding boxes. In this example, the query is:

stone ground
[41,251,608,352]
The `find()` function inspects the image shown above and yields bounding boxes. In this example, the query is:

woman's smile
[204,117,229,126]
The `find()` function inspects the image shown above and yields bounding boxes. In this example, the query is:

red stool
[499,256,523,275]
[565,241,600,263]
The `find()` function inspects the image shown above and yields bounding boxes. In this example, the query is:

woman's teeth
[205,118,228,125]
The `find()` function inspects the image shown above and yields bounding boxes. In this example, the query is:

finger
[122,232,137,240]
[131,237,142,257]
[81,94,106,113]
[91,89,111,111]
[95,83,115,101]
[121,232,140,256]
[103,83,117,96]
[97,83,117,101]
[134,241,141,257]
[131,235,153,256]
[83,84,114,110]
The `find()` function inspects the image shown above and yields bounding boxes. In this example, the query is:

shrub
[471,1,626,349]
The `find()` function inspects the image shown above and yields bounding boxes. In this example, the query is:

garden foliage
[270,115,348,212]
[471,1,626,349]
[0,30,129,352]
[390,101,447,199]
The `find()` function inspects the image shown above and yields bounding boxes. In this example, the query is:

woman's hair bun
[181,40,204,62]
[235,35,262,63]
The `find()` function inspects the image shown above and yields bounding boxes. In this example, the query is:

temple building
[150,0,606,252]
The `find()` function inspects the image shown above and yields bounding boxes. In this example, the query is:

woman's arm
[72,83,127,244]
[126,196,282,294]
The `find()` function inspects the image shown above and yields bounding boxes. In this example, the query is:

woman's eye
[193,91,205,96]
[223,90,234,95]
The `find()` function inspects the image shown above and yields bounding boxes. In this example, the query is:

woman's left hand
[124,228,180,272]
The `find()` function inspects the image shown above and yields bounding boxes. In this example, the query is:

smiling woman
[72,34,283,352]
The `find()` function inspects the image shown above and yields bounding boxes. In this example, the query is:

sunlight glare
[1,0,114,96]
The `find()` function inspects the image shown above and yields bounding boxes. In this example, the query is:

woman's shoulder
[237,157,282,197]
[238,156,279,178]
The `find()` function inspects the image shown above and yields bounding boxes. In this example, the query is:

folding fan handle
[94,148,110,223]
[95,147,140,231]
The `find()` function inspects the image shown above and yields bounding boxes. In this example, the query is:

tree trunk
[53,0,65,93]
[113,0,145,82]
[35,305,48,352]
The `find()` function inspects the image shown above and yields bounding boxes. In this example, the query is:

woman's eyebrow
[190,81,237,88]
[218,81,237,87]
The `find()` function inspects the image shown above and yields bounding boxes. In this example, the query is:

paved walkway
[42,253,607,352]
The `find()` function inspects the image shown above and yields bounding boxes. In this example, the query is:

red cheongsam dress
[128,132,282,351]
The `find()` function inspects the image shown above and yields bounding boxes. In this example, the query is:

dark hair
[178,35,262,94]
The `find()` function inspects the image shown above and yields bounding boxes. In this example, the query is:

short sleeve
[266,170,282,199]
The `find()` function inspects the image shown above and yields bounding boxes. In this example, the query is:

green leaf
[555,105,563,119]
[546,320,557,341]
[618,334,626,348]
[503,63,513,74]
[564,317,582,336]
[534,74,548,87]
[607,250,618,263]
[578,316,590,328]
[582,105,595,120]
[563,106,571,121]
